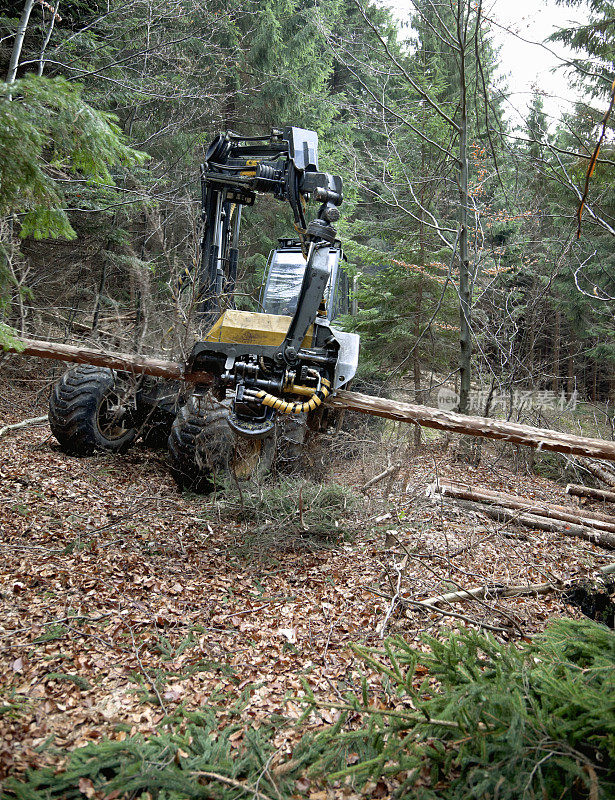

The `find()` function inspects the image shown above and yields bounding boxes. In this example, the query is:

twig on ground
[403,597,513,634]
[366,585,512,635]
[0,414,48,438]
[377,557,405,638]
[191,771,275,800]
[128,626,168,715]
[361,462,401,491]
[0,612,114,639]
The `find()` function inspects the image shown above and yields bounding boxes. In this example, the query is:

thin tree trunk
[447,498,615,549]
[7,337,615,462]
[567,340,576,399]
[91,262,107,334]
[7,0,35,84]
[552,309,561,393]
[457,35,471,416]
[37,1,60,76]
[432,480,615,533]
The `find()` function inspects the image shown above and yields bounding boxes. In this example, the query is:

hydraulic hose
[245,377,331,415]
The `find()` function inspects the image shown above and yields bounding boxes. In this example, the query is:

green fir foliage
[1,706,289,799]
[302,618,615,798]
[0,75,146,240]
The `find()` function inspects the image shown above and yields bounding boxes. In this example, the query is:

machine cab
[260,239,349,321]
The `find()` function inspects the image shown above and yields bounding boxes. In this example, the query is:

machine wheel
[136,378,183,448]
[49,366,138,455]
[168,394,275,493]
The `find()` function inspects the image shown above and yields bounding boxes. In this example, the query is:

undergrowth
[5,619,614,799]
[301,617,615,799]
[220,478,362,544]
[1,706,290,800]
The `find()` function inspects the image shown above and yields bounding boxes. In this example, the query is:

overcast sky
[491,0,584,126]
[388,0,586,127]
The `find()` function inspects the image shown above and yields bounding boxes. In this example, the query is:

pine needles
[221,478,362,547]
[302,618,615,799]
[5,619,614,799]
[2,708,287,800]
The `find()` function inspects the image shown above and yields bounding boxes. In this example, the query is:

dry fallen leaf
[162,684,184,702]
[78,776,95,798]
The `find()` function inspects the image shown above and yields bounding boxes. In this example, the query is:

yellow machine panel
[203,310,313,348]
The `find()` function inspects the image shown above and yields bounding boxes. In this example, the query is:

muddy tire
[168,394,275,493]
[136,378,183,448]
[49,366,138,455]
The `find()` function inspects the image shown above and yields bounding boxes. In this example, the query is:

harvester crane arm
[187,126,359,440]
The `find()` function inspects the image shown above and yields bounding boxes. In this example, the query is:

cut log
[443,497,615,549]
[329,389,615,462]
[566,484,615,504]
[6,336,615,463]
[432,481,615,533]
[5,337,212,384]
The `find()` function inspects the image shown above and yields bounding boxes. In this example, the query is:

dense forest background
[1,0,614,420]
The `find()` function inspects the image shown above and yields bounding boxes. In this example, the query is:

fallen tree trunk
[6,336,615,462]
[329,390,615,462]
[416,581,556,608]
[443,497,615,549]
[566,483,615,504]
[432,481,615,533]
[416,565,615,609]
[6,337,213,384]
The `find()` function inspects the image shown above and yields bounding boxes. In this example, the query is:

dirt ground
[1,369,611,787]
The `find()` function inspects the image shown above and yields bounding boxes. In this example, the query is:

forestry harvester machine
[48,127,360,491]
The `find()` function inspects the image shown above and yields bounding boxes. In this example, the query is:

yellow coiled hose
[247,377,331,415]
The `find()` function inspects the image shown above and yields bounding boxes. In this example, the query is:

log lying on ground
[6,336,615,462]
[566,483,615,504]
[416,564,615,609]
[577,458,615,488]
[416,581,556,608]
[432,481,615,533]
[436,495,615,549]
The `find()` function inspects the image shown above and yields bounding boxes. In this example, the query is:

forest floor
[1,372,613,796]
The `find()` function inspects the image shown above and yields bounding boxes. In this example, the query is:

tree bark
[445,498,615,549]
[566,484,615,503]
[417,581,555,608]
[7,0,35,84]
[457,15,471,417]
[432,480,615,533]
[5,337,212,383]
[579,459,615,489]
[327,389,615,461]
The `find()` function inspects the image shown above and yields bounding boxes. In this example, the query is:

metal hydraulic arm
[186,127,355,438]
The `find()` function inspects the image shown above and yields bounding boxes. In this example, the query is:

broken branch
[0,414,48,438]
